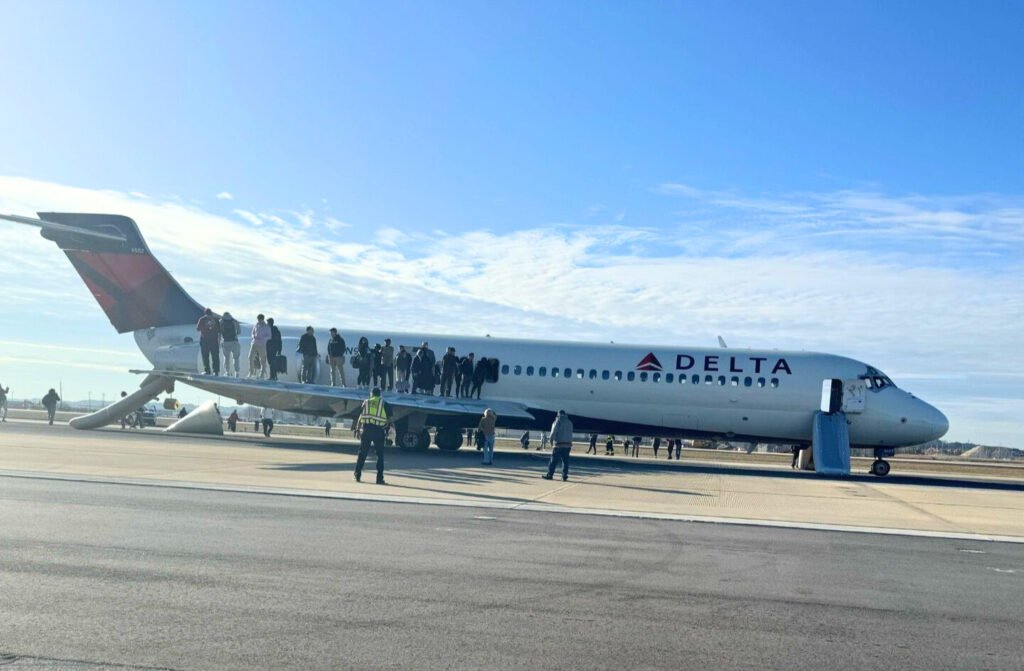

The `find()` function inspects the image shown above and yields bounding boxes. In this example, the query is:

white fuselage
[135,324,948,448]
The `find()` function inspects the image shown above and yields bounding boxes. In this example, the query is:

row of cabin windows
[499,364,780,389]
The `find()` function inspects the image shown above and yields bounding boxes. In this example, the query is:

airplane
[1,212,949,476]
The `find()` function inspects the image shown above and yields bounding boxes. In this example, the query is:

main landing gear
[870,448,892,477]
[394,417,431,451]
[434,426,464,451]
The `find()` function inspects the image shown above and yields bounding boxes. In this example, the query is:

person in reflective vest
[354,387,390,484]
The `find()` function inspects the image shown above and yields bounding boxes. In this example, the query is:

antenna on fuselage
[717,336,728,349]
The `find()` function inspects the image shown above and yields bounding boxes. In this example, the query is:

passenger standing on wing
[355,337,371,388]
[458,353,474,398]
[249,314,271,379]
[266,317,283,380]
[543,410,574,481]
[411,346,430,394]
[220,311,241,376]
[326,328,347,387]
[587,433,598,455]
[371,343,384,388]
[421,342,437,394]
[477,409,497,465]
[41,388,60,425]
[395,345,411,393]
[196,308,222,375]
[0,383,9,422]
[631,436,642,458]
[440,347,458,397]
[381,339,395,391]
[470,356,488,399]
[354,387,390,484]
[297,326,319,383]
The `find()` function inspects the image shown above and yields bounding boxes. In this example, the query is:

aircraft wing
[133,369,536,420]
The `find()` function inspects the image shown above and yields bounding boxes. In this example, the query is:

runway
[1,475,1022,670]
[0,421,1022,540]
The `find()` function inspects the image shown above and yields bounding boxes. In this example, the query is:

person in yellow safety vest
[354,386,391,484]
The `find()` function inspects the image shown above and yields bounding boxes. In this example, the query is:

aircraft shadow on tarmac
[241,434,1024,494]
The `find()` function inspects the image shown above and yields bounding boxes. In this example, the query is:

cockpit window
[862,367,897,390]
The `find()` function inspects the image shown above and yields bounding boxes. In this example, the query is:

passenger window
[770,378,779,388]
[526,366,534,376]
[757,377,766,388]
[718,376,726,386]
[539,367,547,377]
[564,368,572,379]
[730,377,739,386]
[640,372,648,382]
[614,371,622,381]
[501,364,509,375]
[705,375,713,385]
[601,370,610,380]
[627,372,636,381]
[514,365,522,375]
[666,373,673,383]
[551,367,559,378]
[589,369,597,379]
[652,372,661,382]
[576,369,584,379]
[679,374,686,384]
[744,377,752,387]
[692,375,700,385]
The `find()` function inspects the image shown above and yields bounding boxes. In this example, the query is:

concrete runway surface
[1,475,1022,671]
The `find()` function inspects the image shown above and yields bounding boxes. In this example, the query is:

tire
[399,429,431,451]
[873,460,891,477]
[435,427,464,452]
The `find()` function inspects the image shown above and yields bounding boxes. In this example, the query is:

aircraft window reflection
[576,369,584,379]
[501,364,510,375]
[526,366,534,376]
[614,371,622,381]
[757,378,766,388]
[539,366,547,377]
[514,365,522,375]
[627,372,636,381]
[679,375,686,384]
[705,375,713,385]
[652,372,661,382]
[602,370,610,380]
[589,369,597,380]
[640,372,648,382]
[744,377,752,387]
[718,376,726,386]
[666,373,674,383]
[770,378,779,388]
[730,377,739,386]
[551,367,559,378]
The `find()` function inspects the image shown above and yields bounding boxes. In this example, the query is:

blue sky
[0,2,1022,447]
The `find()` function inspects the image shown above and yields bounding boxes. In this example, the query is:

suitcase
[271,355,288,375]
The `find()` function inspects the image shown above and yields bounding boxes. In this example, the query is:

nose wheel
[870,458,891,477]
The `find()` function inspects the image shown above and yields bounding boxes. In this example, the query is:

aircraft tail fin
[3,212,204,333]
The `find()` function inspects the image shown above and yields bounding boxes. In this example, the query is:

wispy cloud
[0,175,1021,447]
[216,191,234,201]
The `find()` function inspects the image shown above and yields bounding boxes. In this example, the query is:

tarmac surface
[0,420,1022,669]
[1,475,1022,671]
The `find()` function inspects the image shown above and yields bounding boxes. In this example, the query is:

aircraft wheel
[399,429,431,451]
[435,427,464,451]
[871,459,891,477]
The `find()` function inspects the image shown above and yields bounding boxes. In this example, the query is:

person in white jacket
[249,313,271,378]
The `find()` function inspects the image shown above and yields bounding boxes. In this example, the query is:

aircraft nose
[914,399,949,442]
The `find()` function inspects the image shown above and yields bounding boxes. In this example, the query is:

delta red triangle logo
[636,352,663,371]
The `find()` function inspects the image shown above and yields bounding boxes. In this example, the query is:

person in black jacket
[395,345,412,392]
[440,347,458,397]
[297,326,318,383]
[471,357,488,399]
[266,317,283,380]
[326,328,347,387]
[459,353,475,398]
[41,388,60,425]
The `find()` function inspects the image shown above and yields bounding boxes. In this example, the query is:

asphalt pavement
[0,475,1021,670]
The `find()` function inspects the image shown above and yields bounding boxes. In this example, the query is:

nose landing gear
[870,448,893,477]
